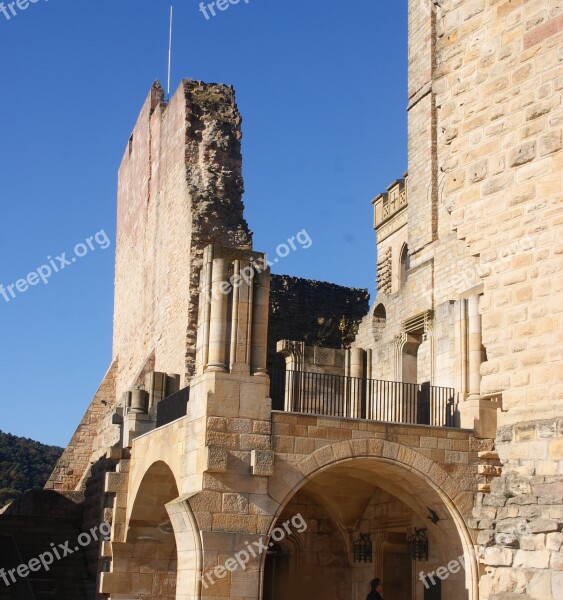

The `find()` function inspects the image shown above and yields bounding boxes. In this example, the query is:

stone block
[547,532,563,552]
[212,513,257,534]
[529,571,553,600]
[520,534,545,551]
[528,518,559,533]
[477,529,495,546]
[513,549,551,569]
[251,450,274,476]
[222,493,249,514]
[551,552,563,571]
[239,433,270,451]
[203,446,228,473]
[483,547,514,566]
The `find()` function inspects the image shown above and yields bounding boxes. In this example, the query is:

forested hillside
[0,431,63,507]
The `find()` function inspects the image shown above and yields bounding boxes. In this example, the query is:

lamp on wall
[353,533,372,563]
[407,528,429,561]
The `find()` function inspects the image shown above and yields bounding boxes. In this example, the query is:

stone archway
[264,441,478,600]
[103,460,204,600]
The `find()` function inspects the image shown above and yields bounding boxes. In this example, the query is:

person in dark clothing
[366,578,384,600]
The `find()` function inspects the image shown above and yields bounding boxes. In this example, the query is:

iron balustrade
[269,369,457,427]
[156,387,190,428]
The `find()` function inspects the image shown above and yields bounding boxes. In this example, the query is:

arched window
[400,244,410,287]
[374,304,387,324]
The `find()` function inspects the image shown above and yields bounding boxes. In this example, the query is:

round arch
[263,440,478,600]
[108,460,202,600]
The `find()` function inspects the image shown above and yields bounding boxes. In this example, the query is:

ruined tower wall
[47,81,253,492]
[113,80,252,399]
[268,275,370,370]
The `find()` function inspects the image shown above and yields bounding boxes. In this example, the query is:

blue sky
[0,0,408,447]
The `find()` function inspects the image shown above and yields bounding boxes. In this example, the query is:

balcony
[156,386,190,428]
[269,369,457,427]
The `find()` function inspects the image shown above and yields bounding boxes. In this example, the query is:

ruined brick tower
[114,80,253,392]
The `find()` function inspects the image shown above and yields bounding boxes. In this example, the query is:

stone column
[206,258,229,373]
[458,299,468,398]
[277,340,304,412]
[196,253,213,375]
[349,348,365,418]
[229,259,241,371]
[467,294,482,401]
[251,268,270,376]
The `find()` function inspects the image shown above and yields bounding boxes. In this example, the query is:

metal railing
[269,369,457,427]
[156,386,190,428]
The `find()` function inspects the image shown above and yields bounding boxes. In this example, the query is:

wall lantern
[353,533,372,563]
[407,528,429,561]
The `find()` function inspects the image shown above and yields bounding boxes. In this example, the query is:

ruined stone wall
[113,80,252,400]
[268,275,369,370]
[472,418,562,600]
[45,360,118,491]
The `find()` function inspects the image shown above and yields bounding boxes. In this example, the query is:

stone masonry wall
[268,275,369,370]
[429,0,563,598]
[472,419,562,600]
[434,0,562,426]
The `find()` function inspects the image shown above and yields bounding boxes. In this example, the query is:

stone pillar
[349,348,365,418]
[277,340,305,412]
[229,259,251,375]
[251,268,270,376]
[196,251,213,375]
[467,294,482,401]
[207,258,229,373]
[457,299,468,399]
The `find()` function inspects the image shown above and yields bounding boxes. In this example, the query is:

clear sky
[0,0,408,447]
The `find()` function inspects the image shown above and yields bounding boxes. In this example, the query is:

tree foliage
[0,431,63,508]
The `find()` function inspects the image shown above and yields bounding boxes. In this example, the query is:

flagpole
[167,6,173,99]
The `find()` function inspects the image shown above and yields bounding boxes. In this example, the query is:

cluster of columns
[196,245,270,377]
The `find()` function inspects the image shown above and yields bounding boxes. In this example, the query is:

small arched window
[400,244,410,287]
[374,304,387,324]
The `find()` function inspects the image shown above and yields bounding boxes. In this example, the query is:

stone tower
[47,80,253,492]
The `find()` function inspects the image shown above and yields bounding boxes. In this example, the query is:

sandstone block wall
[45,360,118,491]
[434,0,562,426]
[429,0,563,597]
